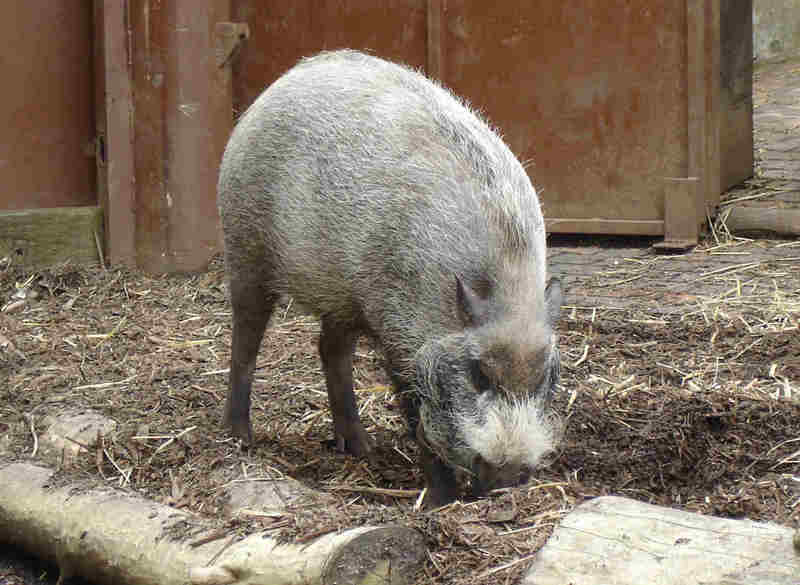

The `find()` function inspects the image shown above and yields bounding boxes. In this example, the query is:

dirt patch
[1,244,799,585]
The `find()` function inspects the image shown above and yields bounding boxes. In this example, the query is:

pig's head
[415,277,562,497]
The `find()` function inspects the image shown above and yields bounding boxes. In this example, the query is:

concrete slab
[222,475,334,519]
[523,496,799,585]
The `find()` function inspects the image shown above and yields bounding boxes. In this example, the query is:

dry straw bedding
[1,234,799,585]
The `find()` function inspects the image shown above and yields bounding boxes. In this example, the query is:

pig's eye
[470,360,493,394]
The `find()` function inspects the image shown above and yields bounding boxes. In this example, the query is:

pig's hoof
[225,417,253,445]
[332,427,374,459]
[421,484,459,509]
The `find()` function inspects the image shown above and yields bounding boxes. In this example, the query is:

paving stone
[754,57,800,180]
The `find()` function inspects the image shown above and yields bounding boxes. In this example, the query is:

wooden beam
[686,0,707,230]
[0,207,103,267]
[101,0,136,267]
[704,0,721,209]
[545,218,664,236]
[161,0,228,272]
[655,178,700,251]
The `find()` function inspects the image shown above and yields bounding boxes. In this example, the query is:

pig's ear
[456,276,489,327]
[545,277,563,324]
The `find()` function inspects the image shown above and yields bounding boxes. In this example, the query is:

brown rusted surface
[0,1,95,210]
[426,0,445,82]
[128,0,228,273]
[230,1,428,117]
[720,0,754,191]
[443,3,690,235]
[227,1,742,239]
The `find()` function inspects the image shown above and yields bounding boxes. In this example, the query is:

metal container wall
[442,2,689,235]
[3,0,752,270]
[231,1,429,117]
[0,1,95,210]
[230,1,743,241]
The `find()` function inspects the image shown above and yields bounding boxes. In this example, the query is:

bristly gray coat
[218,49,562,506]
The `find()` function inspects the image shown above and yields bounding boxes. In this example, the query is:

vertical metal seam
[427,0,445,82]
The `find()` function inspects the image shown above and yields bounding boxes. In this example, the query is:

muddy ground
[1,231,799,585]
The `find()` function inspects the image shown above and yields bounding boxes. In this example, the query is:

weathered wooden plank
[523,496,799,585]
[99,0,136,267]
[0,207,103,267]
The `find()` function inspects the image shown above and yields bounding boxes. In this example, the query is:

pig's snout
[470,455,532,496]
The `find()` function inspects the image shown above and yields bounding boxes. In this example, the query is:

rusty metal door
[231,1,429,117]
[229,1,741,244]
[444,2,696,240]
[0,1,96,210]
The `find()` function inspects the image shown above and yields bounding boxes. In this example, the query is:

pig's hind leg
[224,278,278,444]
[319,316,374,458]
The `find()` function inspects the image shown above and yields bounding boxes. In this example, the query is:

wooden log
[724,204,800,236]
[0,206,103,267]
[0,462,425,585]
[722,191,800,236]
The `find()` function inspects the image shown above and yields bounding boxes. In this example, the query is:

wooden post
[106,0,231,273]
[686,0,707,233]
[658,0,720,250]
[99,0,136,267]
[159,0,230,273]
[704,0,721,211]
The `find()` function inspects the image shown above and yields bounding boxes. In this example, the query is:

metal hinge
[215,22,250,69]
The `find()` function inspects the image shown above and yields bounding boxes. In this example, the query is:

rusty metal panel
[231,1,428,116]
[0,1,95,210]
[442,2,689,233]
[427,0,446,81]
[720,0,754,191]
[227,1,738,239]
